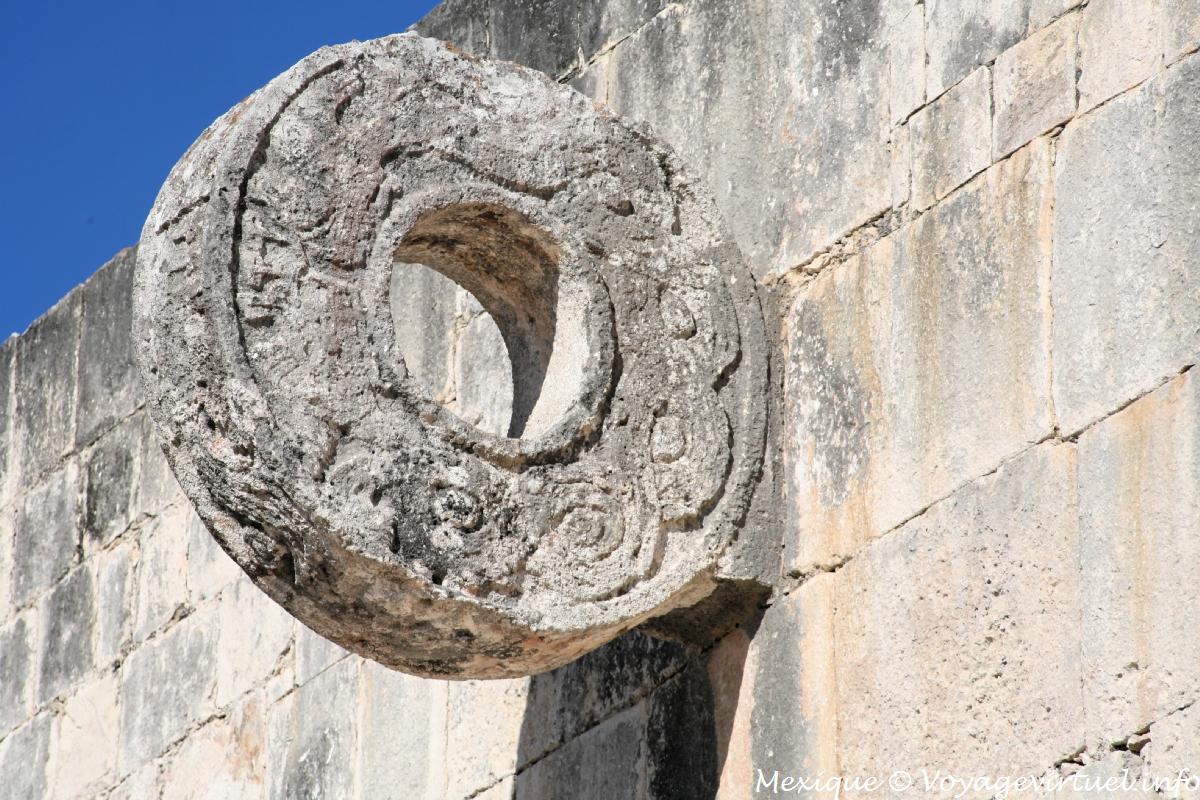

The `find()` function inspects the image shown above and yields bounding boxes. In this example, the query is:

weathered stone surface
[159,692,267,800]
[294,620,350,686]
[410,0,490,55]
[707,626,756,799]
[889,0,926,124]
[490,0,579,78]
[890,121,912,208]
[37,566,94,704]
[392,263,514,438]
[132,410,181,514]
[135,32,767,678]
[0,613,33,735]
[77,247,141,447]
[133,503,191,641]
[594,0,892,276]
[266,658,358,800]
[357,661,445,799]
[93,538,135,666]
[82,419,138,550]
[13,290,79,486]
[644,663,718,798]
[214,579,293,709]
[119,607,217,772]
[0,338,13,505]
[184,506,242,604]
[993,13,1077,158]
[832,443,1083,786]
[1145,702,1200,798]
[0,713,51,800]
[12,465,78,608]
[750,575,838,790]
[1054,57,1200,435]
[46,672,119,799]
[911,65,992,209]
[785,139,1054,572]
[1078,0,1163,113]
[925,0,1076,99]
[445,678,528,796]
[518,630,688,765]
[1164,0,1200,63]
[515,704,646,799]
[1078,369,1200,747]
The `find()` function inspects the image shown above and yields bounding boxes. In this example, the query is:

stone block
[645,663,719,798]
[119,606,217,772]
[93,538,135,667]
[749,576,839,791]
[0,507,12,621]
[0,612,34,736]
[518,630,689,765]
[411,0,489,56]
[578,0,669,60]
[1145,702,1200,799]
[390,261,458,408]
[133,410,182,514]
[107,760,158,800]
[707,627,756,799]
[925,0,1076,99]
[1077,370,1200,747]
[0,338,13,506]
[185,509,242,604]
[993,13,1077,158]
[159,692,268,800]
[598,0,891,276]
[76,247,141,447]
[514,704,646,800]
[133,503,191,642]
[444,677,529,797]
[37,565,94,704]
[13,290,79,485]
[453,295,513,437]
[831,443,1083,784]
[911,65,992,209]
[214,580,293,709]
[12,464,78,609]
[1078,0,1163,113]
[923,0,1008,98]
[889,0,926,123]
[266,658,358,800]
[357,660,447,800]
[785,140,1054,572]
[0,713,51,800]
[1054,57,1200,434]
[489,0,580,78]
[46,672,119,799]
[82,418,138,550]
[1164,0,1200,63]
[890,121,912,208]
[294,620,350,686]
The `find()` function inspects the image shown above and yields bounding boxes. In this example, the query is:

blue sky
[0,0,440,337]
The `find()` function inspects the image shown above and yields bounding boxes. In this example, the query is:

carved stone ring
[134,34,766,678]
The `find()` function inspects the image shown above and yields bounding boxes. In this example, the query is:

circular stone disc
[134,33,766,678]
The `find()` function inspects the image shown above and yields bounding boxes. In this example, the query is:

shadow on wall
[508,614,761,800]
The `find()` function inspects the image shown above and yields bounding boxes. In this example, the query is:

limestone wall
[3,0,1200,797]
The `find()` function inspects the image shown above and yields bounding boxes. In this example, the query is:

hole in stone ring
[389,202,590,440]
